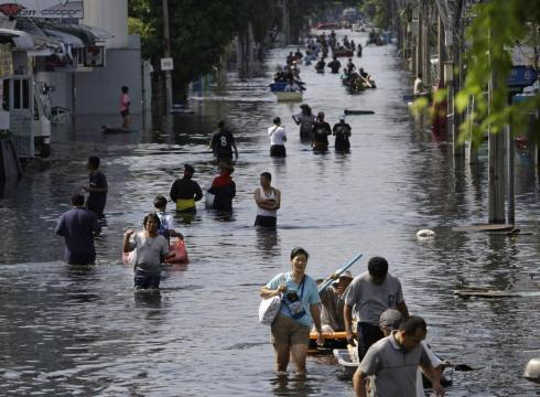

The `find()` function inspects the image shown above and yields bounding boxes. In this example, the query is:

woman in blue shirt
[260,247,324,375]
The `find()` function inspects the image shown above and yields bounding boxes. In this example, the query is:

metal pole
[487,27,506,224]
[506,103,515,225]
[162,0,173,124]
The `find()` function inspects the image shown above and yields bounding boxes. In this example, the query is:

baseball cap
[339,271,353,280]
[379,309,402,330]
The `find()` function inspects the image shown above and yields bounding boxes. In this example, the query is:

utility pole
[506,122,515,225]
[162,0,173,129]
[487,28,506,224]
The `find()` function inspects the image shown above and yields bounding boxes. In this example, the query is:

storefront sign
[161,57,174,71]
[0,1,83,19]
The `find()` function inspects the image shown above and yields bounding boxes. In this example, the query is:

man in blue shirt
[55,193,100,265]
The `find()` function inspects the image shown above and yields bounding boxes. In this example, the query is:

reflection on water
[1,29,540,396]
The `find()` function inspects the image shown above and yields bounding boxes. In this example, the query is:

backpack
[157,213,171,239]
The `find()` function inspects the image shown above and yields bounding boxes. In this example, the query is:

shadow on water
[270,373,322,397]
[134,289,162,308]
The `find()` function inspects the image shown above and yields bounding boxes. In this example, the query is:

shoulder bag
[259,273,286,325]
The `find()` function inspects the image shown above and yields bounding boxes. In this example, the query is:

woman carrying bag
[260,247,324,375]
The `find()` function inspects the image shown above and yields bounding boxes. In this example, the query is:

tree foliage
[455,0,540,146]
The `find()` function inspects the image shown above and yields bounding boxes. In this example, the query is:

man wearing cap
[319,271,354,332]
[353,315,444,397]
[332,117,352,153]
[169,164,203,213]
[344,256,409,360]
[377,309,447,397]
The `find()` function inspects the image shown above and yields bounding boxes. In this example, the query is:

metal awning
[37,22,114,46]
[13,18,63,55]
[43,28,84,48]
[0,28,33,49]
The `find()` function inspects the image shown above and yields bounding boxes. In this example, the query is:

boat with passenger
[269,81,304,102]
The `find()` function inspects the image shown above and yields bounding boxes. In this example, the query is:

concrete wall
[36,71,72,109]
[83,0,128,49]
[74,35,141,115]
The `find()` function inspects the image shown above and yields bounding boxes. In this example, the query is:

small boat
[269,82,304,102]
[333,348,358,377]
[308,331,350,353]
[274,91,303,102]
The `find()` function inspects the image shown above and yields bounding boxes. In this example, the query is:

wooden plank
[454,289,540,298]
[451,224,514,232]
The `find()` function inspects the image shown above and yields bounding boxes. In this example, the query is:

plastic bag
[205,191,215,209]
[258,295,282,325]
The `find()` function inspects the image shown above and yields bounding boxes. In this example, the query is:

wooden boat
[269,82,304,102]
[274,91,303,102]
[308,331,350,352]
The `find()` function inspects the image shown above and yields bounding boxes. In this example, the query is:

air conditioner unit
[84,45,106,67]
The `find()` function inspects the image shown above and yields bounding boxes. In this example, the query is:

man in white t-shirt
[413,73,426,96]
[268,117,287,157]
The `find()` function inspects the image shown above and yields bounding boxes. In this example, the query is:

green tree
[455,0,540,146]
[129,0,279,97]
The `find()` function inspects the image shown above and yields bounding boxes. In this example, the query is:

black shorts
[254,215,277,228]
[134,268,160,289]
[356,322,384,360]
[270,145,286,157]
[121,110,129,118]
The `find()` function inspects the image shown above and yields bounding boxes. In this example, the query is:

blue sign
[507,66,537,87]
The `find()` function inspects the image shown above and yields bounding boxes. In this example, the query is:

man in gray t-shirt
[353,316,444,397]
[344,257,409,359]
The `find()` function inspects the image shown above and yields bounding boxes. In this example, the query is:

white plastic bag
[259,273,286,325]
[205,191,215,209]
[258,295,282,325]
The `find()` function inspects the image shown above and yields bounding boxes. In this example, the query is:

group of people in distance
[313,31,363,73]
[261,252,446,397]
[291,104,352,153]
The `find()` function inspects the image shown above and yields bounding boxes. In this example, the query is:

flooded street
[1,30,540,396]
